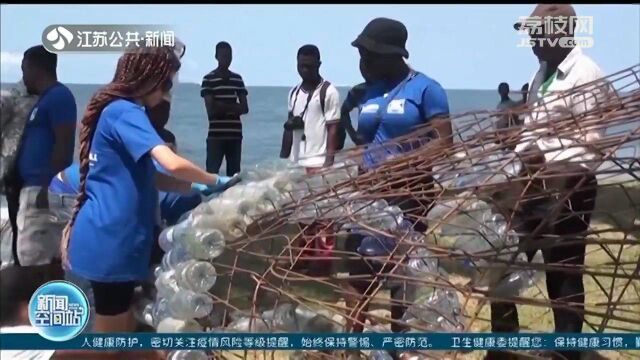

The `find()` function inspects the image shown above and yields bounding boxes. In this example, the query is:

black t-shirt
[200,69,248,139]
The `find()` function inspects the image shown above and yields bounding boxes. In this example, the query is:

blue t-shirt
[49,163,81,194]
[356,72,450,169]
[153,159,202,226]
[50,161,201,227]
[17,82,77,186]
[68,99,164,282]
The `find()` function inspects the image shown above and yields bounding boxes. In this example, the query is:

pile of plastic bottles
[424,197,543,294]
[142,158,543,360]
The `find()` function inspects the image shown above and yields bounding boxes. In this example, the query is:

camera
[284,115,305,131]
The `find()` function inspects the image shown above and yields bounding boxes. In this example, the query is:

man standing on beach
[11,45,77,267]
[495,82,526,129]
[490,4,608,360]
[280,44,341,276]
[281,44,341,173]
[201,41,249,176]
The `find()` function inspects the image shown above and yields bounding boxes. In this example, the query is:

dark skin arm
[324,122,340,167]
[204,95,232,118]
[51,123,75,178]
[340,104,365,146]
[36,123,75,207]
[204,95,248,118]
[428,115,454,152]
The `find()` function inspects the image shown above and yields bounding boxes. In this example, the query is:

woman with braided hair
[61,45,234,334]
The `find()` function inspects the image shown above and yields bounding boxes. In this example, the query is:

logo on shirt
[361,103,380,114]
[89,152,98,166]
[387,99,406,114]
[29,106,38,122]
[29,280,90,341]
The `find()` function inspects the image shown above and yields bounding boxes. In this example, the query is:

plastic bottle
[156,317,203,333]
[162,215,227,260]
[155,270,179,299]
[173,260,217,293]
[490,251,544,298]
[368,351,394,360]
[403,288,463,332]
[167,350,209,360]
[143,297,172,328]
[168,289,214,320]
[226,316,271,332]
[183,228,226,261]
[161,246,191,271]
[407,248,439,276]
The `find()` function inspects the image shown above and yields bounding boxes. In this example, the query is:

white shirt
[515,46,610,166]
[0,326,55,359]
[287,81,341,168]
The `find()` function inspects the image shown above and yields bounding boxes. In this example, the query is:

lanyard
[540,70,557,96]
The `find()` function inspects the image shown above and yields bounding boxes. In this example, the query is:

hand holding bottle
[208,173,242,193]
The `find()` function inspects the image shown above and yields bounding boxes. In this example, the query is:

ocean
[2,82,638,173]
[1,83,502,171]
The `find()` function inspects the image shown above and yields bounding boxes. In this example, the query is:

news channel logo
[41,24,175,53]
[28,280,90,342]
[516,15,594,48]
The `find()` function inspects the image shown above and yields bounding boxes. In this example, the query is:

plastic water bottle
[226,316,270,332]
[490,251,544,297]
[407,248,439,276]
[173,260,217,293]
[168,289,214,320]
[155,270,179,299]
[168,350,209,360]
[161,246,191,271]
[267,303,300,332]
[156,317,202,333]
[184,228,226,261]
[403,288,463,332]
[368,351,394,360]
[164,217,226,260]
[143,297,172,328]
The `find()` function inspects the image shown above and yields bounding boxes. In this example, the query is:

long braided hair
[60,45,181,265]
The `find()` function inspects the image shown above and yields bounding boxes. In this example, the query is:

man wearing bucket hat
[343,18,452,346]
[488,5,609,360]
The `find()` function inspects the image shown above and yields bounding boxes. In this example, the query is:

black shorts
[90,281,136,316]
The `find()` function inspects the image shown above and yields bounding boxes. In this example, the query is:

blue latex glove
[209,174,242,193]
[191,183,214,196]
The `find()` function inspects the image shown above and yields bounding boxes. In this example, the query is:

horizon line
[0,81,495,92]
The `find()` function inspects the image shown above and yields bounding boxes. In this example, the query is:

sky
[1,4,639,89]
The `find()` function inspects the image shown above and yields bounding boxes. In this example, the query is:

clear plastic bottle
[226,316,271,332]
[168,350,209,360]
[156,317,202,333]
[407,248,439,276]
[368,350,394,360]
[490,251,544,297]
[403,288,463,332]
[155,270,179,299]
[183,228,226,261]
[161,246,191,271]
[143,297,172,328]
[168,289,214,320]
[268,303,300,332]
[173,260,217,293]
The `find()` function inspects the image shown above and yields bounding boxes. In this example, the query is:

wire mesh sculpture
[147,64,640,360]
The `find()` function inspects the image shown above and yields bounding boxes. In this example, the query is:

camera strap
[291,80,323,121]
